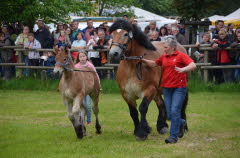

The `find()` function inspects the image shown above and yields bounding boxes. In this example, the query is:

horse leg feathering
[154,95,169,134]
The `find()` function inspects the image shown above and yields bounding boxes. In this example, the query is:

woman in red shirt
[141,36,196,144]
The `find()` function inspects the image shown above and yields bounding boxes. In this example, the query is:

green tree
[172,0,240,20]
[139,0,177,16]
[0,0,91,30]
[98,0,139,17]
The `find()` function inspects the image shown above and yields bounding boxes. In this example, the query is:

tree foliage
[172,0,240,20]
[139,0,177,16]
[139,0,240,20]
[99,0,138,17]
[0,0,91,30]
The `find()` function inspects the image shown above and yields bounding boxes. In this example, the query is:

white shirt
[87,38,99,58]
[24,39,41,59]
[71,39,86,48]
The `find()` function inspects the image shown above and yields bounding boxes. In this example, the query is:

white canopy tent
[34,7,177,32]
[131,7,177,30]
[205,8,240,29]
[207,15,225,21]
[223,8,240,20]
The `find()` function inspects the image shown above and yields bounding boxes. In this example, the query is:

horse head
[109,19,134,61]
[53,47,72,75]
[109,19,156,61]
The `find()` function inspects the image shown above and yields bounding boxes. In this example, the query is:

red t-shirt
[155,50,193,88]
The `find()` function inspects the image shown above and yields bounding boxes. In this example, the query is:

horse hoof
[96,130,102,134]
[159,127,168,135]
[146,126,152,134]
[95,124,101,134]
[136,136,147,141]
[178,122,187,138]
[74,125,84,139]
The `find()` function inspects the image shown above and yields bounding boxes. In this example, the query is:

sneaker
[165,137,177,144]
[178,121,187,138]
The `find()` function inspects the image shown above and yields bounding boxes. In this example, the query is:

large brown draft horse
[53,47,101,139]
[109,19,188,140]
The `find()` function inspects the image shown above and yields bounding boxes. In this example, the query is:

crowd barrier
[0,45,240,81]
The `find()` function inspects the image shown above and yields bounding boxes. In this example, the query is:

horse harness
[111,35,144,80]
[55,58,97,73]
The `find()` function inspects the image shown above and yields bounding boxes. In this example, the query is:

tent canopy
[131,7,176,31]
[208,8,240,28]
[223,8,240,20]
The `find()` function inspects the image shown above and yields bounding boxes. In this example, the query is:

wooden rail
[105,63,212,67]
[0,63,25,66]
[1,45,240,81]
[15,66,115,79]
[201,65,240,69]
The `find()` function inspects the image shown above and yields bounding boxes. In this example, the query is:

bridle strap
[111,34,144,80]
[55,58,96,73]
[112,42,128,51]
[136,61,143,80]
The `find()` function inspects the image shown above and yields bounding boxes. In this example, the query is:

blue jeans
[23,55,30,77]
[163,87,187,140]
[83,95,92,123]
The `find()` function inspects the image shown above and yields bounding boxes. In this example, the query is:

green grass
[0,90,240,158]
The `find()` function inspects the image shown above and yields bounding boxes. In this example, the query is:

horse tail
[181,90,188,131]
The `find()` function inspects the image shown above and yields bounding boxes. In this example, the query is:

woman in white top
[71,32,86,59]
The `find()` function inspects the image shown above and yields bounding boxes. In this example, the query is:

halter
[111,33,144,80]
[55,57,96,73]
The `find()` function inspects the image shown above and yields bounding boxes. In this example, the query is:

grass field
[0,90,240,158]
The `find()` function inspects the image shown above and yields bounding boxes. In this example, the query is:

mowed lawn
[0,90,239,158]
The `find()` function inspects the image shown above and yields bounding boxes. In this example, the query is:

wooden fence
[0,45,240,81]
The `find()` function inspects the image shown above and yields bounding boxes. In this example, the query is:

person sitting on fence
[0,32,14,80]
[15,26,30,77]
[24,33,41,77]
[230,33,240,82]
[71,32,86,59]
[212,29,232,83]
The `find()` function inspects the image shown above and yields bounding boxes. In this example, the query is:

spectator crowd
[0,17,240,82]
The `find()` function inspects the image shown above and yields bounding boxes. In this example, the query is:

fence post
[203,50,208,82]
